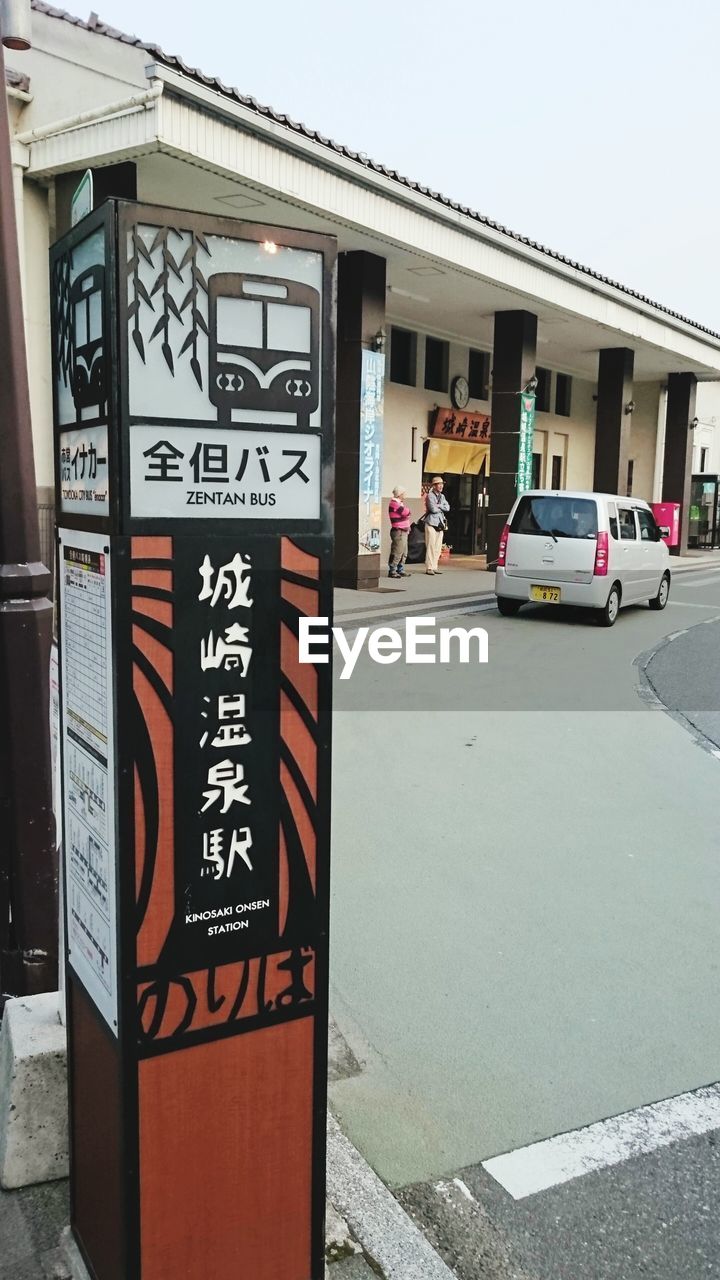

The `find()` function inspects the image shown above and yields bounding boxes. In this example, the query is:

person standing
[424,476,450,574]
[388,486,412,579]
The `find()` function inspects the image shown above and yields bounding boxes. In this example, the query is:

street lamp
[0,0,57,1001]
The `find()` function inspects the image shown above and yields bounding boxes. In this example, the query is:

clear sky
[92,0,719,328]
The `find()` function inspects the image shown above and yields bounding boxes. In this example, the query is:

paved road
[329,565,720,1278]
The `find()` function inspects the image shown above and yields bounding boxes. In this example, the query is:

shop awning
[425,439,490,475]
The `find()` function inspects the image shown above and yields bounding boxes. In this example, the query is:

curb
[327,1114,457,1280]
[635,615,720,761]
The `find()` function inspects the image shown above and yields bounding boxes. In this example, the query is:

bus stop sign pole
[51,200,335,1279]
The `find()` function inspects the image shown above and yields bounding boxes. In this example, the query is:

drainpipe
[0,34,57,1002]
[10,141,26,300]
[652,384,667,502]
[15,80,162,145]
[6,83,31,103]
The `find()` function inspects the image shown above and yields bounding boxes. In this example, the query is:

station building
[7,2,720,584]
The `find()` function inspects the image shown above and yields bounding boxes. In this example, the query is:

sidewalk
[669,549,720,572]
[335,558,495,622]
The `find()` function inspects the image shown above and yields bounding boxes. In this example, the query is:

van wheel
[497,597,522,617]
[597,583,621,627]
[649,572,670,611]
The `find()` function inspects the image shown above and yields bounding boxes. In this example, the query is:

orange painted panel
[132,596,173,628]
[139,1019,315,1280]
[280,761,316,894]
[132,568,173,592]
[281,539,320,579]
[281,579,320,618]
[281,691,318,801]
[133,535,173,559]
[133,666,175,967]
[281,622,318,721]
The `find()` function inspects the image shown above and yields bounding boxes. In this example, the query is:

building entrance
[432,470,488,556]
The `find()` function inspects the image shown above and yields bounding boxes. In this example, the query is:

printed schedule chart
[60,530,118,1032]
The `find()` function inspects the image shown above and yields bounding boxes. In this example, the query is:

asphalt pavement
[329,563,720,1279]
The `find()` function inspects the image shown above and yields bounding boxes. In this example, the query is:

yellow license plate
[531,585,561,603]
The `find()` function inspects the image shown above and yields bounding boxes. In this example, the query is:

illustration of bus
[69,265,106,419]
[208,273,319,425]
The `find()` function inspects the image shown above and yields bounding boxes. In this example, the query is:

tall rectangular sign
[517,392,536,495]
[52,202,336,1280]
[358,348,384,554]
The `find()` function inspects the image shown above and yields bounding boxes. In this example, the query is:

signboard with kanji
[358,349,384,553]
[517,393,536,495]
[431,406,491,442]
[51,202,336,1280]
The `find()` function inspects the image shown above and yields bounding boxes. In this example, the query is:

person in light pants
[424,476,450,574]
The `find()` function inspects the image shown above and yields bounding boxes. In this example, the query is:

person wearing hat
[424,476,450,574]
[387,486,412,579]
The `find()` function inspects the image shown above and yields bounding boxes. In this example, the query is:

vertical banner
[358,348,384,553]
[51,202,336,1280]
[517,392,536,495]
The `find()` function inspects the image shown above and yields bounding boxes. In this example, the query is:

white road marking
[482,1082,720,1200]
[667,601,720,609]
[673,573,720,588]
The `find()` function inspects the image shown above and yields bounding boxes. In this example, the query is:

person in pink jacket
[388,486,412,579]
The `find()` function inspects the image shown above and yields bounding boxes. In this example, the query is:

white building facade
[7,2,720,580]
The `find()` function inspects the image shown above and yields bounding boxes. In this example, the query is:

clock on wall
[451,375,470,409]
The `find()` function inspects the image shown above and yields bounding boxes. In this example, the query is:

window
[531,452,543,489]
[390,327,416,386]
[555,373,572,417]
[535,367,551,413]
[510,495,598,539]
[608,502,619,540]
[424,336,449,392]
[618,507,637,540]
[637,509,660,542]
[700,447,709,472]
[551,455,563,489]
[468,349,490,401]
[626,459,634,497]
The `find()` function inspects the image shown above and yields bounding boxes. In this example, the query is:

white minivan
[495,490,671,627]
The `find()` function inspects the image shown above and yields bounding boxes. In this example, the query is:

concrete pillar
[334,251,386,589]
[593,348,634,493]
[488,310,537,563]
[662,372,697,555]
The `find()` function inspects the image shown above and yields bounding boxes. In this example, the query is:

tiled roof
[5,66,31,93]
[30,1,720,343]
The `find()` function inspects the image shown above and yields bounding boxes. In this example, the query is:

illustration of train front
[69,265,106,419]
[208,273,320,426]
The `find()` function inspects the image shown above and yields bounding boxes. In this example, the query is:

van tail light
[497,523,510,567]
[594,530,609,577]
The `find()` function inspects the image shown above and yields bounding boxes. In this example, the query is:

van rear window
[510,496,598,539]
